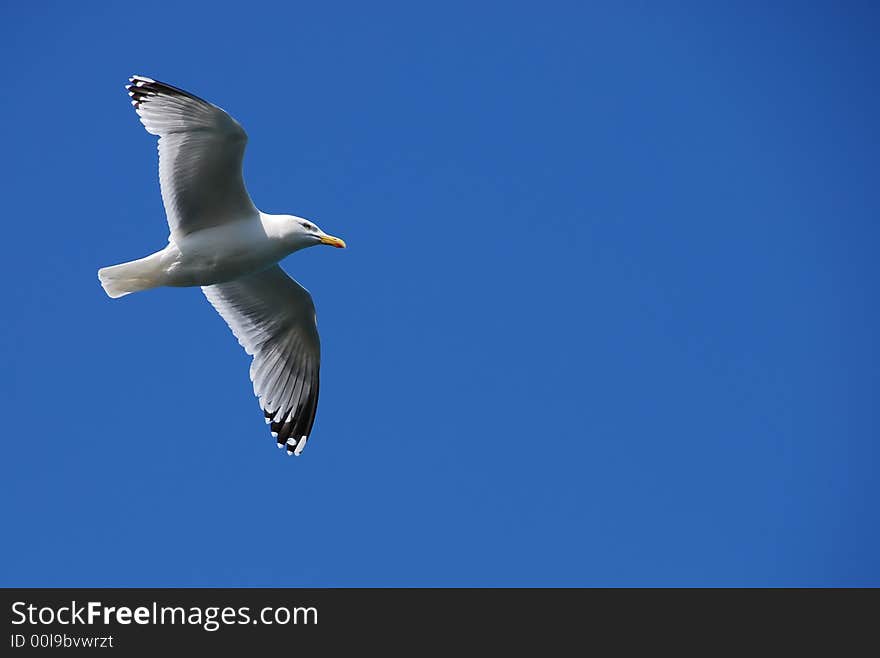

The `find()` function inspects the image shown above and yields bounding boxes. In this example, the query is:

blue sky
[1,1,877,586]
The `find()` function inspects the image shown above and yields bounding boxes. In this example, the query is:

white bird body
[98,75,345,457]
[100,212,318,294]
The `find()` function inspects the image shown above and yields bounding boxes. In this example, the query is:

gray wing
[203,266,321,456]
[127,75,257,240]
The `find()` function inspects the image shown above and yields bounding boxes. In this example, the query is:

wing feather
[203,266,321,455]
[127,75,257,239]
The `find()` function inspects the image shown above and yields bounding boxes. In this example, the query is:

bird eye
[302,222,315,232]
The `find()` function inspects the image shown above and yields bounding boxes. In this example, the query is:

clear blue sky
[1,1,877,586]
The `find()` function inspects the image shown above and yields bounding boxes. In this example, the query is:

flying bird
[99,75,346,457]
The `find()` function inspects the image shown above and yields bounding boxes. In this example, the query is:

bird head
[284,215,347,251]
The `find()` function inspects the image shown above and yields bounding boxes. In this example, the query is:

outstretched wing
[203,266,321,456]
[127,75,257,240]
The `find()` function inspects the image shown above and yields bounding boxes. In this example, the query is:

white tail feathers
[98,255,162,298]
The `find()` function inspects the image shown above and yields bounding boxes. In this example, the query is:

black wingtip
[124,74,213,108]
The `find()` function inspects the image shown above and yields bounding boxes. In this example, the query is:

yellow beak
[319,234,347,249]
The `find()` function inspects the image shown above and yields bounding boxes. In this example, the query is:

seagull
[98,75,346,457]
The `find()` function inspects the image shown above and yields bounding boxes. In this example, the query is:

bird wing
[127,75,257,240]
[202,266,321,455]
